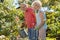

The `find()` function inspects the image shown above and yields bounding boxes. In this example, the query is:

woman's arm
[39,12,45,28]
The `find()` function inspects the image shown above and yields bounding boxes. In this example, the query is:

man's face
[20,4,27,11]
[33,2,41,10]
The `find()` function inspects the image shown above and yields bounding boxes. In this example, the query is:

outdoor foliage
[0,0,24,37]
[46,11,60,37]
[0,0,60,40]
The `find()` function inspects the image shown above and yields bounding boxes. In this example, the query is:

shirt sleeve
[39,8,47,21]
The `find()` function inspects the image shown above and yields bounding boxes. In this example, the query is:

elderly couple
[20,1,47,40]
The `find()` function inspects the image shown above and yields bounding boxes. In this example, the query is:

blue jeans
[28,28,38,40]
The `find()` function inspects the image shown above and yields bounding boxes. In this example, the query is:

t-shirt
[24,8,36,28]
[35,7,47,29]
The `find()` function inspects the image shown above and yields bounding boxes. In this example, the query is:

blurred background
[0,0,60,40]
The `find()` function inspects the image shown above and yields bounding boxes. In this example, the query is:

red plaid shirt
[24,8,36,28]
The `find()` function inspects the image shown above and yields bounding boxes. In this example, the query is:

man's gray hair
[20,3,28,8]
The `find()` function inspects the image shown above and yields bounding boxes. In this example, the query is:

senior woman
[32,1,47,40]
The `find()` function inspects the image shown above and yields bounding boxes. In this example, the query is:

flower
[15,16,20,23]
[1,35,5,38]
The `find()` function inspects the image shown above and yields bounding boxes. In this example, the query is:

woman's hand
[34,26,40,30]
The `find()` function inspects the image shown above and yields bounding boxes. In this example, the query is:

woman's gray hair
[31,0,42,7]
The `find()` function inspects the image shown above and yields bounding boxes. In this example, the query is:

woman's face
[33,2,41,10]
[20,4,27,11]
